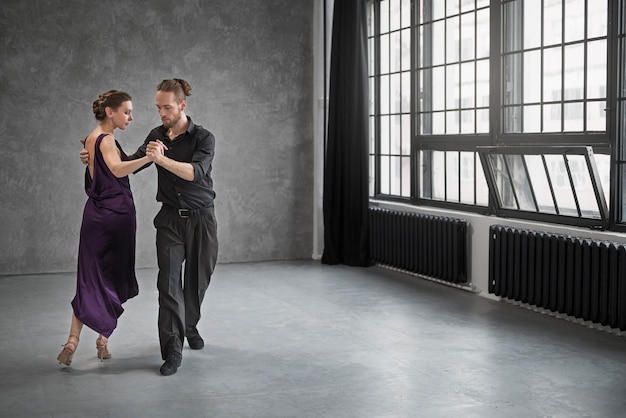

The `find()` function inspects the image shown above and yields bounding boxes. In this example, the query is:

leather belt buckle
[178,209,190,218]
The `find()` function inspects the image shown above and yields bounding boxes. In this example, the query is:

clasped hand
[146,140,168,163]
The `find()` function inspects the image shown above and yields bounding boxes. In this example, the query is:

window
[369,0,622,229]
[478,146,610,228]
[501,0,608,134]
[368,0,412,198]
[618,0,626,221]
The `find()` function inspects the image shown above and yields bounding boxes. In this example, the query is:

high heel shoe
[96,336,112,361]
[57,335,79,366]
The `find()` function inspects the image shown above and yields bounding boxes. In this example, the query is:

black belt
[164,205,214,219]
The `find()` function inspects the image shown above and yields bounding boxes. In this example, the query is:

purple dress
[71,133,139,338]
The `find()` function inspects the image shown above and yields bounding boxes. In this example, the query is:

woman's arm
[99,135,151,178]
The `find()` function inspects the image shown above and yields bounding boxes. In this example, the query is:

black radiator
[369,207,467,284]
[489,225,626,331]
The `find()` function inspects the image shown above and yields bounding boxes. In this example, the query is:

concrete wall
[0,0,314,275]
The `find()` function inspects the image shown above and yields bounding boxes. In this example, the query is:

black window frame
[368,0,626,231]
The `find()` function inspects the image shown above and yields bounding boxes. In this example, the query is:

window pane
[503,1,522,53]
[419,69,430,111]
[568,154,601,218]
[401,0,411,28]
[524,0,542,49]
[433,21,445,66]
[418,23,428,67]
[369,155,375,197]
[543,103,561,132]
[390,73,401,113]
[544,0,563,46]
[621,103,626,160]
[590,151,610,211]
[432,0,445,21]
[524,50,541,103]
[489,154,517,209]
[461,61,475,108]
[460,151,475,204]
[432,151,446,200]
[524,155,557,213]
[380,155,390,194]
[564,0,585,43]
[477,108,489,133]
[432,112,446,135]
[389,0,401,32]
[380,0,390,33]
[587,101,606,131]
[504,106,522,133]
[461,11,475,61]
[390,31,401,73]
[564,43,584,100]
[461,109,475,134]
[461,0,474,13]
[504,53,522,105]
[587,1,608,38]
[369,116,375,152]
[446,110,459,134]
[622,165,626,222]
[545,155,578,216]
[446,16,460,64]
[381,75,390,114]
[401,114,411,154]
[390,115,401,154]
[369,37,375,75]
[543,46,562,102]
[380,34,390,74]
[505,154,535,211]
[369,78,375,114]
[447,152,460,202]
[381,116,390,154]
[587,39,607,100]
[476,58,490,107]
[446,64,460,109]
[401,28,411,72]
[432,112,445,135]
[523,104,541,133]
[401,71,411,113]
[402,156,411,197]
[433,67,445,110]
[476,156,489,206]
[476,8,490,58]
[563,102,584,131]
[447,0,460,17]
[391,156,401,195]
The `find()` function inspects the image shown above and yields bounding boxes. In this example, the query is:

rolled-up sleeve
[191,131,215,183]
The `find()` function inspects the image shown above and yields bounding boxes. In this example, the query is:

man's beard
[162,112,182,129]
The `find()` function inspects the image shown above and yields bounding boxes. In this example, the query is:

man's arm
[146,141,194,181]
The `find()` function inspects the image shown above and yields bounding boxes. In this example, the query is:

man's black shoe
[160,352,182,376]
[188,335,204,350]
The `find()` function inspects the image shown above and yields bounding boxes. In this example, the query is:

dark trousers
[154,206,218,359]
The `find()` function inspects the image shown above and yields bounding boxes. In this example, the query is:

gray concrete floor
[1,260,626,417]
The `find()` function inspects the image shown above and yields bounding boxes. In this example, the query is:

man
[80,79,218,376]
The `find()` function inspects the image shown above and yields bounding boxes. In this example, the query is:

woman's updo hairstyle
[156,78,192,104]
[92,90,132,121]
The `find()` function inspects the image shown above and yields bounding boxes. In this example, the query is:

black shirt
[132,117,216,210]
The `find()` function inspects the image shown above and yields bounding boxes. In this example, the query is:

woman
[57,90,153,366]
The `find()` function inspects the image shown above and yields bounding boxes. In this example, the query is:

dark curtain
[321,0,371,267]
